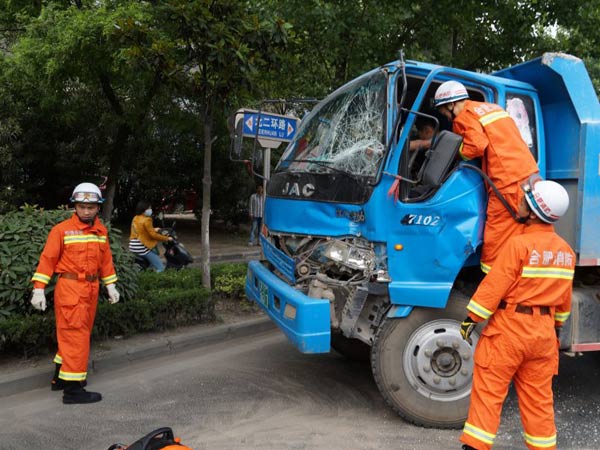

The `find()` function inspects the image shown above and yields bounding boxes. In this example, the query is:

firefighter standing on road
[30,182,120,404]
[458,178,574,450]
[434,80,539,273]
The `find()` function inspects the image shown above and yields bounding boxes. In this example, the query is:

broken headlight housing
[322,240,375,271]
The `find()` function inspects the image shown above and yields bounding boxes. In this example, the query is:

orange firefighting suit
[460,223,574,450]
[453,100,539,272]
[32,214,118,382]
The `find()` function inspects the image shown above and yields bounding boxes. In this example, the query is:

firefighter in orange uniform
[30,182,120,404]
[458,178,574,450]
[434,80,539,273]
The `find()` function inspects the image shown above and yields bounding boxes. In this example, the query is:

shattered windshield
[277,70,387,178]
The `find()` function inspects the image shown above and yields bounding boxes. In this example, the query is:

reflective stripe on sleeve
[524,432,556,448]
[32,272,51,284]
[463,422,496,445]
[555,311,571,323]
[102,274,118,285]
[467,299,493,320]
[480,262,491,274]
[479,110,510,127]
[457,143,471,161]
[521,266,574,280]
[53,354,63,364]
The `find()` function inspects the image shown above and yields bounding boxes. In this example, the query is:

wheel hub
[432,349,460,375]
[403,319,477,402]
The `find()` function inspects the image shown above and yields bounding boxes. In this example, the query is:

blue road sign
[242,111,298,143]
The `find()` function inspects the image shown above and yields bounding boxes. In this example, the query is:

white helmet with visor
[70,182,104,204]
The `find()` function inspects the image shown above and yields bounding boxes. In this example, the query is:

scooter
[133,223,194,271]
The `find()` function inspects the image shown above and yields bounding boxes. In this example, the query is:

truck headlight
[323,240,374,271]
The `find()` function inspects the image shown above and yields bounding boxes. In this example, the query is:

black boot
[62,381,102,404]
[50,363,63,391]
[51,364,87,391]
[462,445,477,450]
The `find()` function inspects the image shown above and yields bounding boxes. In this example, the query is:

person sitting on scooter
[129,200,172,272]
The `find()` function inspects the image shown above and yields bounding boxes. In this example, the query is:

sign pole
[263,146,271,193]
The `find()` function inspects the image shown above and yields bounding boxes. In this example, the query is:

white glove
[31,288,47,311]
[106,284,120,304]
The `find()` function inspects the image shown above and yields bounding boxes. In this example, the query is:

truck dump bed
[495,53,600,265]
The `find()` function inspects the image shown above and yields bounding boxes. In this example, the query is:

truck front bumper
[245,260,331,353]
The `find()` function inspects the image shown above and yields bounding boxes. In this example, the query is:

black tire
[371,290,478,429]
[330,332,371,361]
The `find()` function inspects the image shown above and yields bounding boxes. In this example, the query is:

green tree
[0,1,176,219]
[155,0,292,287]
[270,0,600,95]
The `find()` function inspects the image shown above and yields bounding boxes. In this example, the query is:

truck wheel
[330,332,371,361]
[371,290,476,429]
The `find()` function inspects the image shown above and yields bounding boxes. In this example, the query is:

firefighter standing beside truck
[30,182,120,404]
[434,80,539,273]
[458,179,574,450]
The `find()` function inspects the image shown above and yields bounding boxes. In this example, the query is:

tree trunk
[200,111,213,288]
[97,71,161,223]
[101,123,129,223]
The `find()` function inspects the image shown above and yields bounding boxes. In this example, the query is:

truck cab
[245,53,600,428]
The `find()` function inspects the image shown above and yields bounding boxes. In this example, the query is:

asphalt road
[1,330,599,450]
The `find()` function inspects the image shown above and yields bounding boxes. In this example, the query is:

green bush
[93,268,214,339]
[212,262,247,299]
[137,267,202,290]
[0,268,215,355]
[0,313,56,358]
[0,205,138,316]
[0,264,253,356]
[0,205,71,315]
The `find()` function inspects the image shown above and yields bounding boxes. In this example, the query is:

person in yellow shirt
[129,200,172,272]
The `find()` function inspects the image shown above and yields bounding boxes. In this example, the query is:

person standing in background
[248,185,264,246]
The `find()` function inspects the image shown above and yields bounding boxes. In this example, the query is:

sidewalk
[0,214,268,398]
[121,212,262,264]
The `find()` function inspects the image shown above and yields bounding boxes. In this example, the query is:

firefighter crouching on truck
[458,178,574,450]
[434,80,540,274]
[30,182,120,404]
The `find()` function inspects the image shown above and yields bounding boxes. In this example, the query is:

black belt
[498,300,550,316]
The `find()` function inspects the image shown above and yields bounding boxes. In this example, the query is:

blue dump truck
[244,53,600,428]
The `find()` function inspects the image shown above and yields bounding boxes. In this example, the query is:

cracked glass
[277,70,387,178]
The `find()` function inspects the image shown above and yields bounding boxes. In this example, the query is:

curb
[209,250,260,264]
[0,317,274,398]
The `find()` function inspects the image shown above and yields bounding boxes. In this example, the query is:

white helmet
[523,179,569,223]
[70,182,104,204]
[434,80,469,107]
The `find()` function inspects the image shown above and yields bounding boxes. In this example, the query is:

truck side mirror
[421,131,463,187]
[232,118,244,159]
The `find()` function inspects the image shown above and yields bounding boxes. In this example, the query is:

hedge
[0,203,249,356]
[0,263,249,356]
[0,205,138,317]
